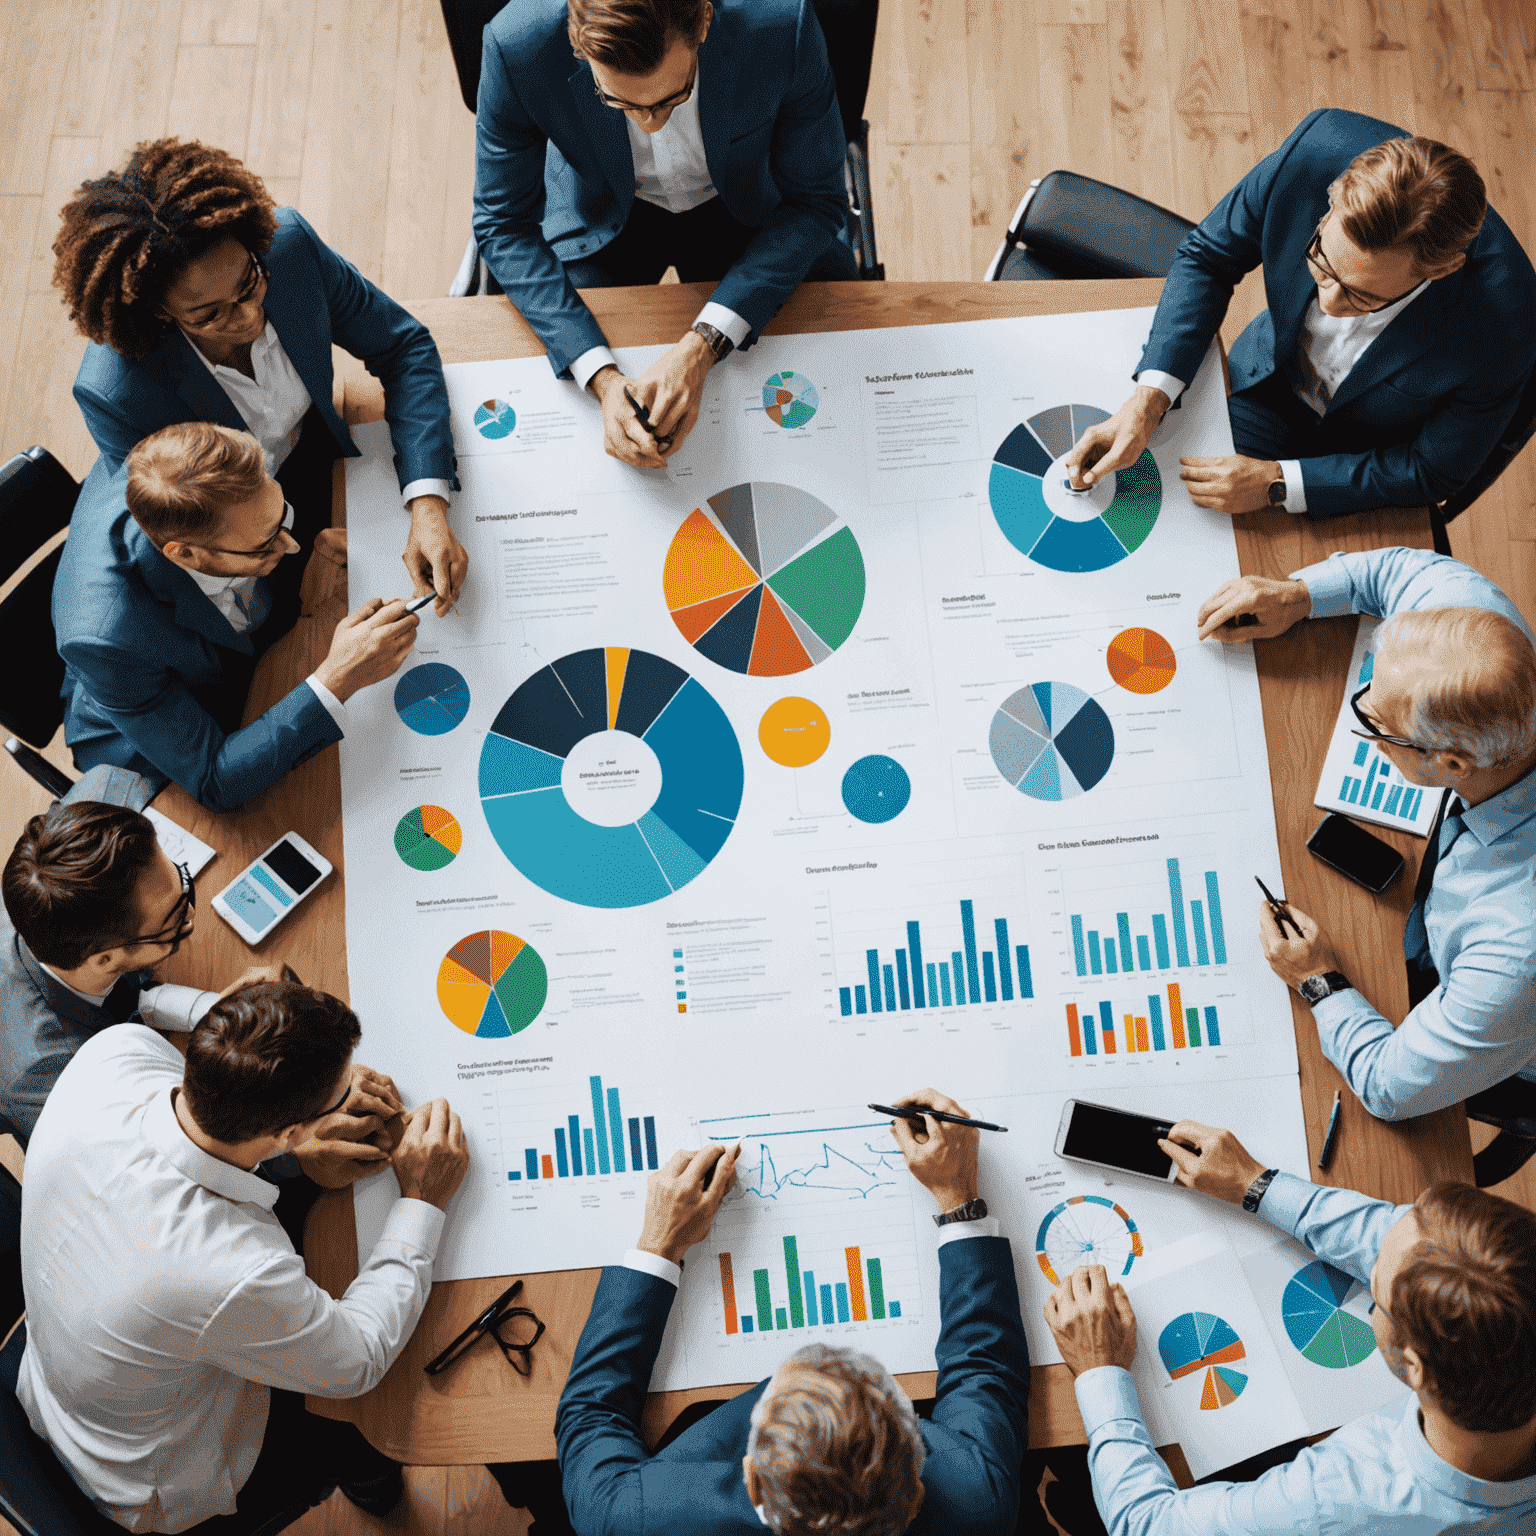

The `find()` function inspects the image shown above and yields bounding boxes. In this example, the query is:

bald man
[1198,547,1536,1121]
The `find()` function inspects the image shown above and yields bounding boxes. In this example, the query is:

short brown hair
[2,802,161,969]
[567,0,709,74]
[183,981,360,1144]
[1389,1182,1536,1432]
[1331,136,1486,272]
[52,138,278,362]
[748,1348,925,1536]
[126,421,266,546]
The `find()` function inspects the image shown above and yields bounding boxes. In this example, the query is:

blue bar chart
[505,1073,660,1181]
[1069,858,1227,978]
[1066,981,1227,1057]
[1337,738,1427,823]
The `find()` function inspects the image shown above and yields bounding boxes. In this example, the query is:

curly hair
[52,138,278,362]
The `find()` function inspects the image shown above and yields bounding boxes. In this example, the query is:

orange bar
[1168,982,1187,1048]
[1135,1016,1150,1052]
[845,1246,869,1321]
[677,1003,687,1013]
[1067,1003,1082,1056]
[1123,1013,1137,1052]
[541,1154,554,1180]
[719,1252,739,1335]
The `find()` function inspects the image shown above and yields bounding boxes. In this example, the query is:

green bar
[775,1307,789,1330]
[784,1236,805,1328]
[754,1269,773,1332]
[867,1256,886,1320]
[1187,1006,1202,1046]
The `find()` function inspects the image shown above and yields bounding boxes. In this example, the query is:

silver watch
[690,319,733,360]
[1297,970,1351,1006]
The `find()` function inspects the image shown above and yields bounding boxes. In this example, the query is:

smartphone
[1306,812,1404,894]
[212,832,332,946]
[1055,1099,1178,1182]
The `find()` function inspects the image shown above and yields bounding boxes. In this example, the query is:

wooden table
[156,280,1473,1469]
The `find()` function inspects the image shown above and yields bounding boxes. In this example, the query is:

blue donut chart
[478,648,743,908]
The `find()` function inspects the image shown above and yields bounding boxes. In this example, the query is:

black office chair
[0,448,79,800]
[441,0,883,295]
[986,170,1197,281]
[1465,1076,1536,1189]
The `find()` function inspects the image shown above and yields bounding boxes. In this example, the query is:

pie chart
[1107,627,1177,693]
[479,647,743,908]
[474,399,516,439]
[395,663,471,736]
[763,371,819,429]
[1281,1260,1378,1369]
[663,483,864,676]
[437,929,547,1038]
[1158,1312,1248,1409]
[841,754,910,823]
[760,697,831,766]
[395,805,462,871]
[1035,1194,1143,1285]
[990,682,1114,800]
[989,403,1162,572]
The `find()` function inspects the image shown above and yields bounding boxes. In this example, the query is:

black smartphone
[1054,1099,1178,1182]
[1306,812,1404,894]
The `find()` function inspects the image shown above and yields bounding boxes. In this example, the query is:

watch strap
[1267,477,1287,506]
[1242,1168,1279,1213]
[690,320,733,360]
[1299,970,1352,1005]
[933,1196,988,1227]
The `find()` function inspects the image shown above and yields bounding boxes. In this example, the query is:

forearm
[1074,1368,1203,1536]
[709,197,849,335]
[1256,1171,1410,1283]
[1293,545,1524,630]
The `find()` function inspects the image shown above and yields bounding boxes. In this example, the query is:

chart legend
[1068,858,1228,977]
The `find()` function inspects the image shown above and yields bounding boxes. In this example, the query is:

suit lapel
[128,519,255,657]
[569,60,639,207]
[161,330,247,432]
[16,936,114,1035]
[695,21,732,185]
[1324,269,1464,416]
[261,264,342,439]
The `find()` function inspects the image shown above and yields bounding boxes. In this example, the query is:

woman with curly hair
[54,138,467,612]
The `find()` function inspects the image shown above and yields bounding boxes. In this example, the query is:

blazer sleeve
[472,30,611,379]
[73,370,147,475]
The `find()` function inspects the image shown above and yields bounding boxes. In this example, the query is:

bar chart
[718,1234,908,1334]
[500,1072,660,1183]
[1335,738,1428,824]
[1065,983,1228,1057]
[1066,857,1228,979]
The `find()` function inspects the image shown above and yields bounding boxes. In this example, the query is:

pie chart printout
[479,647,743,908]
[759,697,831,767]
[394,805,462,871]
[395,663,471,736]
[1034,1195,1143,1285]
[663,483,865,676]
[1107,627,1177,694]
[763,371,819,429]
[989,682,1115,800]
[841,754,910,824]
[474,399,517,439]
[1158,1312,1249,1410]
[437,929,547,1038]
[1281,1260,1379,1369]
[989,403,1162,572]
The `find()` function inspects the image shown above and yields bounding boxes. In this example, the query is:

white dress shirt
[16,1026,443,1533]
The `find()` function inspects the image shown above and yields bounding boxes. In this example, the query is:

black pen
[405,592,438,615]
[624,387,672,450]
[1254,875,1305,938]
[1318,1089,1343,1169]
[869,1103,1009,1133]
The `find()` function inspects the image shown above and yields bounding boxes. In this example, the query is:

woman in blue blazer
[53,138,467,610]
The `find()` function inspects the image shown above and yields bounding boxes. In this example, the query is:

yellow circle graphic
[759,697,831,766]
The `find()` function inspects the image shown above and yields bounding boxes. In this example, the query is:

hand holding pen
[1254,875,1304,938]
[624,387,673,453]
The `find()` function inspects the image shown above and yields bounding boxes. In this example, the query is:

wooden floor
[0,1,1533,1531]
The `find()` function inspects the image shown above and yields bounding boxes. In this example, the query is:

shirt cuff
[571,345,619,392]
[1289,552,1352,618]
[1253,1169,1320,1237]
[1073,1364,1143,1434]
[305,675,348,732]
[1278,459,1307,514]
[1134,369,1186,406]
[935,1215,1002,1247]
[696,302,752,350]
[378,1196,446,1256]
[402,479,454,511]
[622,1248,682,1287]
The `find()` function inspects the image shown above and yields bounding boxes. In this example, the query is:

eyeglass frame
[120,861,195,950]
[1304,216,1419,315]
[1349,683,1430,755]
[423,1278,546,1376]
[197,499,296,560]
[592,58,698,114]
[168,249,269,335]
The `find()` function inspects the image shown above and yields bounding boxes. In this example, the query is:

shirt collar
[140,1086,280,1210]
[183,320,278,379]
[1398,1395,1536,1508]
[38,960,117,1005]
[1460,757,1536,846]
[186,566,254,599]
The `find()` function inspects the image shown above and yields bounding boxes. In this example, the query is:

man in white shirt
[11,980,469,1533]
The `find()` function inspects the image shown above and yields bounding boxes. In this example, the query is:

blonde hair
[1330,136,1486,273]
[125,421,266,546]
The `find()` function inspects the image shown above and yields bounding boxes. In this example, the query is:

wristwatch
[934,1197,988,1227]
[1266,477,1287,507]
[1297,970,1352,1006]
[1242,1168,1280,1213]
[690,319,734,361]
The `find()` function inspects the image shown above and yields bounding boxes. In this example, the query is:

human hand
[215,965,291,1000]
[1257,899,1345,989]
[1063,385,1169,489]
[392,1098,470,1210]
[590,366,668,468]
[313,597,419,701]
[887,1089,980,1211]
[1195,576,1311,641]
[637,1142,741,1264]
[630,331,714,451]
[403,496,468,615]
[1178,454,1283,514]
[1045,1265,1138,1376]
[1156,1119,1267,1205]
[312,528,348,568]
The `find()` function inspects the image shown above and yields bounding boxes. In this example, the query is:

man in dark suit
[525,1089,1030,1535]
[1065,109,1536,518]
[473,0,859,469]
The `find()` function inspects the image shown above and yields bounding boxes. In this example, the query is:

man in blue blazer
[473,0,858,469]
[516,1090,1030,1534]
[54,425,422,812]
[1065,109,1536,519]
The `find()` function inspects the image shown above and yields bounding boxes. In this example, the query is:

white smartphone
[211,832,332,946]
[1055,1098,1180,1183]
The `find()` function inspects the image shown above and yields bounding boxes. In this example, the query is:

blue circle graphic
[395,663,471,736]
[474,399,517,439]
[841,755,911,823]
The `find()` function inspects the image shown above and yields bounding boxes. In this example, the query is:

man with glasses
[473,0,859,468]
[1064,109,1536,518]
[55,421,422,811]
[1196,545,1536,1125]
[1045,1118,1536,1534]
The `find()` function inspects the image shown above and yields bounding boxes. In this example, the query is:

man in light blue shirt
[1196,546,1536,1120]
[1045,1117,1536,1535]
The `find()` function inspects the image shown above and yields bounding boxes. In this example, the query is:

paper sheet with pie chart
[338,307,1308,1403]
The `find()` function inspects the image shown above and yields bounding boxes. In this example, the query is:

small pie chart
[395,663,471,736]
[841,754,910,823]
[1158,1311,1248,1410]
[1107,627,1177,694]
[1281,1260,1378,1369]
[395,805,462,871]
[763,371,819,429]
[437,929,547,1038]
[474,399,517,439]
[990,682,1114,800]
[759,697,831,766]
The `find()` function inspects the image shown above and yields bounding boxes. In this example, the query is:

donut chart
[1281,1260,1378,1369]
[841,754,910,823]
[1035,1195,1143,1285]
[989,403,1162,571]
[478,647,743,908]
[1107,627,1177,693]
[473,399,517,439]
[1158,1312,1249,1409]
[990,682,1114,800]
[437,929,547,1037]
[763,371,819,428]
[395,806,462,871]
[395,663,471,735]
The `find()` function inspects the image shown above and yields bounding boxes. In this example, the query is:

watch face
[1268,479,1287,505]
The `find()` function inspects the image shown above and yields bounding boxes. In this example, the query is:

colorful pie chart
[474,399,517,439]
[1158,1312,1248,1409]
[437,929,547,1038]
[1107,627,1177,693]
[763,371,819,429]
[395,805,462,871]
[989,682,1114,800]
[1281,1260,1378,1369]
[1034,1195,1143,1285]
[395,663,471,736]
